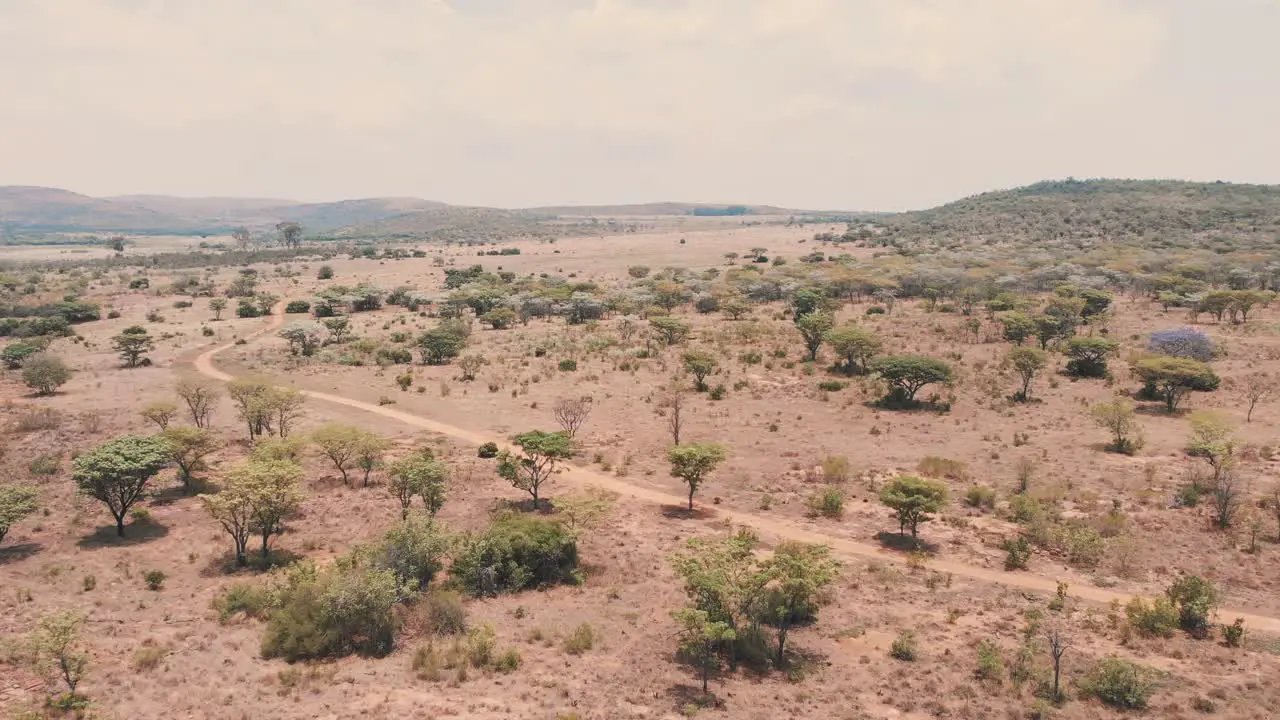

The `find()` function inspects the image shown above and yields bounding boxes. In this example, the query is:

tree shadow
[76,521,170,549]
[874,531,939,554]
[200,548,304,577]
[0,542,42,564]
[662,505,717,520]
[1134,404,1181,418]
[150,481,210,506]
[863,398,951,414]
[664,683,724,713]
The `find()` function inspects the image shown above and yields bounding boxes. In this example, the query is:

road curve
[192,308,1280,633]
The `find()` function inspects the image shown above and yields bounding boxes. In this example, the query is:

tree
[418,326,467,365]
[682,350,719,391]
[825,325,883,375]
[721,297,751,320]
[1187,411,1235,486]
[312,424,365,486]
[203,459,303,564]
[175,376,218,428]
[276,221,303,248]
[1065,337,1118,378]
[1006,347,1048,401]
[497,430,573,509]
[1210,464,1246,531]
[139,399,179,429]
[664,386,686,445]
[1033,313,1075,350]
[30,611,89,701]
[1241,372,1273,422]
[279,323,322,356]
[232,227,251,249]
[668,443,728,510]
[269,388,306,438]
[21,353,71,396]
[878,475,948,539]
[209,298,228,321]
[1045,628,1071,703]
[161,426,219,490]
[457,354,485,381]
[355,433,390,487]
[2,341,39,369]
[794,311,834,362]
[0,485,39,544]
[759,541,839,665]
[650,316,691,345]
[1166,575,1219,638]
[112,326,155,368]
[869,355,954,405]
[480,307,517,330]
[72,435,170,537]
[673,608,736,695]
[1000,312,1036,345]
[552,396,593,439]
[387,451,448,519]
[1132,356,1220,412]
[1148,328,1215,361]
[1091,399,1142,454]
[790,288,827,318]
[671,531,764,645]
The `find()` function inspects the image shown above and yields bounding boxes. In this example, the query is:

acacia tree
[311,423,365,486]
[794,311,834,361]
[870,355,954,405]
[759,542,839,665]
[72,435,170,537]
[497,430,574,509]
[824,325,883,375]
[202,460,303,564]
[1065,337,1118,378]
[276,221,303,248]
[650,316,691,346]
[552,396,593,438]
[209,298,228,321]
[387,451,448,519]
[682,350,718,391]
[457,354,485,381]
[30,611,89,701]
[112,326,155,368]
[1133,356,1220,412]
[0,485,39,544]
[161,426,220,490]
[355,432,391,487]
[878,475,948,539]
[1091,399,1142,454]
[668,443,728,510]
[1241,372,1273,422]
[1000,312,1036,345]
[139,399,178,430]
[1007,347,1048,401]
[673,608,736,695]
[175,377,218,428]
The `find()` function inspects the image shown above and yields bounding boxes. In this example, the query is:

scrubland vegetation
[4,180,1280,718]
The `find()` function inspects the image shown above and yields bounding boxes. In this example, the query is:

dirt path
[192,309,1280,633]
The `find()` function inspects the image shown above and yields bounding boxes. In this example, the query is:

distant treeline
[692,206,749,216]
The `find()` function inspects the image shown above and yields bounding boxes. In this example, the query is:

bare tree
[1212,464,1248,530]
[663,388,686,446]
[1045,627,1071,703]
[552,396,593,439]
[1271,486,1280,542]
[232,227,251,250]
[1242,372,1273,423]
[175,377,219,429]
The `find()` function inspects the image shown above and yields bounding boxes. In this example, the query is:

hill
[0,186,201,234]
[106,195,298,223]
[878,179,1280,251]
[525,202,801,217]
[274,198,448,232]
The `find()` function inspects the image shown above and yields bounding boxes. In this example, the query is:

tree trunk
[776,626,788,666]
[688,486,695,511]
[701,659,709,694]
[116,515,126,537]
[261,533,270,560]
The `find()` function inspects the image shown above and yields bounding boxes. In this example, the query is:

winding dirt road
[193,308,1280,633]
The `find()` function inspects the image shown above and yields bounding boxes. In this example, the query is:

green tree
[668,443,728,510]
[72,435,170,537]
[1091,399,1142,454]
[673,608,737,695]
[30,611,89,701]
[649,316,691,345]
[0,485,39,544]
[417,326,467,365]
[794,311,834,361]
[276,221,303,248]
[869,355,954,404]
[670,531,765,647]
[1187,411,1235,486]
[790,288,827,318]
[212,460,303,562]
[160,426,220,490]
[209,297,228,320]
[387,451,448,519]
[2,342,39,369]
[824,325,883,375]
[1006,347,1048,401]
[878,475,948,539]
[1166,575,1219,638]
[1133,356,1221,412]
[1000,312,1036,345]
[175,376,218,428]
[355,432,391,487]
[1065,337,1118,378]
[311,423,366,486]
[279,323,322,356]
[21,353,72,396]
[1033,314,1075,350]
[139,399,179,430]
[112,325,155,368]
[682,350,719,391]
[721,297,751,320]
[480,307,517,329]
[497,431,574,509]
[759,541,839,665]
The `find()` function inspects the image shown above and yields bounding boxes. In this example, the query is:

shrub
[1000,536,1031,570]
[865,306,886,315]
[817,380,847,392]
[563,623,595,655]
[558,359,578,372]
[418,589,468,636]
[820,455,851,483]
[214,582,273,622]
[964,485,997,510]
[1222,618,1245,648]
[708,384,727,400]
[917,456,968,480]
[317,265,334,280]
[808,488,844,519]
[378,347,414,365]
[284,300,311,314]
[477,442,499,459]
[450,515,579,597]
[261,562,400,661]
[1148,328,1215,362]
[143,570,166,591]
[890,631,917,661]
[360,517,449,595]
[21,353,72,395]
[975,639,1004,681]
[1167,575,1219,638]
[1125,597,1178,638]
[1080,657,1157,710]
[236,301,260,318]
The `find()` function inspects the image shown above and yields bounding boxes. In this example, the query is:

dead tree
[1045,628,1071,703]
[552,396,593,439]
[665,389,685,446]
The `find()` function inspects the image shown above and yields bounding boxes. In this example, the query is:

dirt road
[192,308,1280,633]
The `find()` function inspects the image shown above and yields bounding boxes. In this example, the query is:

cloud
[0,1,1275,209]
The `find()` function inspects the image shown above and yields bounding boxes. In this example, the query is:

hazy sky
[2,0,1277,210]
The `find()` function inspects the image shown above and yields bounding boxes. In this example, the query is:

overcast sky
[2,0,1277,211]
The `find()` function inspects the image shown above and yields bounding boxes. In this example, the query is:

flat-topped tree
[668,443,727,510]
[824,325,883,375]
[497,431,574,510]
[112,326,155,368]
[870,355,954,406]
[1133,355,1220,412]
[72,435,170,537]
[0,486,39,545]
[878,475,948,539]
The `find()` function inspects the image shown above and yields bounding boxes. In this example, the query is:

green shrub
[236,301,260,318]
[261,562,400,661]
[708,384,727,400]
[477,442,499,459]
[563,623,595,655]
[1167,575,1219,638]
[494,648,521,673]
[143,570,166,591]
[1080,657,1157,709]
[1222,618,1245,648]
[1000,536,1031,570]
[214,582,273,622]
[450,516,579,597]
[558,359,578,372]
[1125,597,1178,637]
[865,306,886,315]
[964,485,997,510]
[317,265,334,280]
[418,589,468,636]
[890,630,917,661]
[975,639,1004,681]
[284,300,311,314]
[28,453,61,476]
[808,488,844,519]
[378,347,414,365]
[358,517,448,596]
[817,380,847,392]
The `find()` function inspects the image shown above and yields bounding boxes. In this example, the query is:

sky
[1,0,1278,211]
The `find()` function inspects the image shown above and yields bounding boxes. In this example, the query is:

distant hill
[333,205,572,242]
[879,179,1280,251]
[525,202,801,217]
[0,186,201,233]
[107,195,298,224]
[274,198,448,232]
